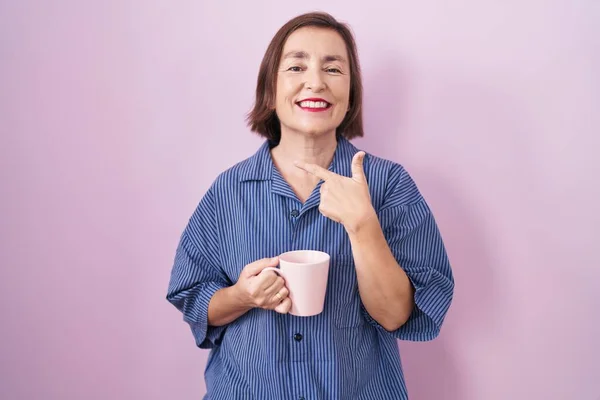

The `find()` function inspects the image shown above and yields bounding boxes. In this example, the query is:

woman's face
[275,27,351,140]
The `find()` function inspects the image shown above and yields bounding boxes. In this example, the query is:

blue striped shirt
[167,137,454,399]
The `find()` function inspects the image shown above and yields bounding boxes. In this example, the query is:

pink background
[1,1,598,399]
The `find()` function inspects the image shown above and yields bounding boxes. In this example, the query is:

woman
[167,12,454,400]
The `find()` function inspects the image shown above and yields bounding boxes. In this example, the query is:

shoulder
[363,152,424,209]
[210,141,270,193]
[186,156,254,235]
[188,151,257,216]
[211,158,251,191]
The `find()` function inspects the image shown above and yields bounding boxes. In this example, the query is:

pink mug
[262,250,330,316]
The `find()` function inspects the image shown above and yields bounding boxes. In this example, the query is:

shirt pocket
[329,254,364,329]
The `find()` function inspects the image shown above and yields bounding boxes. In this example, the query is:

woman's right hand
[234,257,292,314]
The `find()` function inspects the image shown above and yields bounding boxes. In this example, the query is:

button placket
[286,202,309,400]
[289,200,302,245]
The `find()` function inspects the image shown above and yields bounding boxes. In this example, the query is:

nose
[305,68,326,92]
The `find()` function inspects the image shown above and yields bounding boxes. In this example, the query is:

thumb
[351,151,366,183]
[243,256,279,277]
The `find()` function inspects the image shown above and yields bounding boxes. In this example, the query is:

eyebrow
[282,50,347,63]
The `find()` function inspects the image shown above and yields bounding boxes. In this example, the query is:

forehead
[282,27,348,60]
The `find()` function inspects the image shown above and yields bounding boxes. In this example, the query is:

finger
[270,286,289,305]
[264,276,285,296]
[243,256,279,277]
[294,161,337,181]
[351,151,366,183]
[253,267,280,288]
[274,297,292,314]
[273,285,289,300]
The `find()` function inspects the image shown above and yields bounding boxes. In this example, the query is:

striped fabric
[167,137,454,400]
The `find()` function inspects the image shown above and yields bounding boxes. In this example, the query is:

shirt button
[290,209,300,218]
[293,333,303,342]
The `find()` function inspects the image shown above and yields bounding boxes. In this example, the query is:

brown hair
[246,12,364,143]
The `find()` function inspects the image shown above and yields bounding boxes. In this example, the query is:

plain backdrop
[1,1,598,399]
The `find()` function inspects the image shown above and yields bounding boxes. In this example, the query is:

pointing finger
[294,161,337,181]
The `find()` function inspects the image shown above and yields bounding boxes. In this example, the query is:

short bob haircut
[246,12,364,143]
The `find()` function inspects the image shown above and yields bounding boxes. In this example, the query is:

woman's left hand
[295,151,377,234]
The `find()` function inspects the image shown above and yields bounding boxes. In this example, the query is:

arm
[295,151,454,340]
[207,257,292,327]
[347,213,415,331]
[167,188,292,348]
[166,230,231,349]
[207,286,253,327]
[168,242,292,347]
[167,187,243,348]
[375,198,454,340]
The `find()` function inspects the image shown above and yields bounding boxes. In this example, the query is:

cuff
[186,281,228,349]
[362,269,454,341]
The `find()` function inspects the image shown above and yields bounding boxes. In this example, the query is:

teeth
[299,101,329,108]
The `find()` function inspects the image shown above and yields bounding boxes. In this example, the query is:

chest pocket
[327,255,364,328]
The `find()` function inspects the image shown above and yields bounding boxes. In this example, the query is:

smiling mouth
[296,100,332,112]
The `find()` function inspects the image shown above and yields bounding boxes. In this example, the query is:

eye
[287,66,303,72]
[326,67,342,74]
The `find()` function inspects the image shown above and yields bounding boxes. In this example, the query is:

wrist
[231,283,254,310]
[344,207,378,236]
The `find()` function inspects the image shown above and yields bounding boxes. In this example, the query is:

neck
[269,130,339,203]
[271,130,338,169]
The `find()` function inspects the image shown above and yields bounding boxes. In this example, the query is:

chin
[296,124,337,138]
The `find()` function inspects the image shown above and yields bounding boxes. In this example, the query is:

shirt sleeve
[362,166,454,341]
[166,187,231,349]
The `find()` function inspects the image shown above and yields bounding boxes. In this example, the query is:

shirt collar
[239,136,359,182]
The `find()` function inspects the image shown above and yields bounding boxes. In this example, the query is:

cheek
[331,81,350,104]
[278,77,301,98]
[275,81,285,104]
